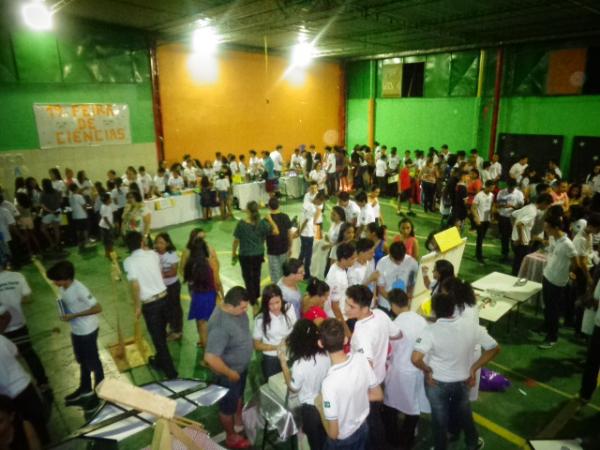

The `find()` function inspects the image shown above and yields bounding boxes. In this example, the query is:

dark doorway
[571,136,600,183]
[497,133,564,179]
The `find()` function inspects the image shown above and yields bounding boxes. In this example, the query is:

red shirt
[399,167,411,192]
[303,306,327,322]
[467,179,482,205]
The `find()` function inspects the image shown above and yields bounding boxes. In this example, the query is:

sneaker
[538,341,556,350]
[65,388,94,403]
[167,332,183,341]
[476,437,485,449]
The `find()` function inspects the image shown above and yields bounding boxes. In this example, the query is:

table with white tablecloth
[232,181,269,209]
[280,176,305,199]
[146,191,202,230]
[518,251,547,283]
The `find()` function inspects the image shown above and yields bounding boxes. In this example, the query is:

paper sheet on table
[434,227,463,253]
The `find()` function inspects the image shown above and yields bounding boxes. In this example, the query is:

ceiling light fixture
[291,41,315,68]
[22,0,53,31]
[192,23,220,55]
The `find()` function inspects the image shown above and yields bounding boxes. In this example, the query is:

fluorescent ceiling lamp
[291,41,314,68]
[192,25,220,55]
[22,1,53,31]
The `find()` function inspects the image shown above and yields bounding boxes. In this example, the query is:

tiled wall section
[0,143,157,200]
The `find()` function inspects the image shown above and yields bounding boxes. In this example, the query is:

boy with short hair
[46,260,104,404]
[337,192,360,226]
[299,193,325,280]
[355,191,376,238]
[317,319,383,449]
[325,243,356,336]
[68,184,89,251]
[472,180,495,264]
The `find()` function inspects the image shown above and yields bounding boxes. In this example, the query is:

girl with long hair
[155,233,182,341]
[302,278,329,325]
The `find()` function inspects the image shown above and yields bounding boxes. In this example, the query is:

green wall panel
[0,30,16,82]
[374,98,478,151]
[424,53,450,98]
[346,99,369,148]
[504,48,548,96]
[12,31,61,83]
[498,95,600,176]
[0,82,155,151]
[449,51,479,97]
[346,61,371,99]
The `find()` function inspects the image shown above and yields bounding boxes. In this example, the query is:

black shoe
[476,437,485,449]
[148,356,161,371]
[65,388,94,404]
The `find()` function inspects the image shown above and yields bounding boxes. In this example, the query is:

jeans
[5,325,48,386]
[299,236,314,279]
[425,380,479,450]
[498,216,512,257]
[301,404,327,450]
[239,254,264,305]
[366,400,386,450]
[511,242,530,275]
[422,181,436,212]
[71,328,104,391]
[542,277,564,343]
[324,421,368,450]
[475,221,489,260]
[216,370,248,415]
[381,404,419,448]
[580,325,600,400]
[261,354,282,380]
[166,280,183,334]
[142,298,178,378]
[268,252,288,283]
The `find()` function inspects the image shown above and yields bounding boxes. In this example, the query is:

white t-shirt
[69,193,88,220]
[388,156,400,171]
[325,264,349,319]
[384,311,430,415]
[99,204,114,229]
[511,204,538,244]
[229,161,239,175]
[253,305,297,357]
[376,255,419,310]
[543,235,576,287]
[351,309,400,384]
[158,251,179,286]
[213,159,223,173]
[326,153,337,174]
[290,352,330,405]
[0,271,31,332]
[347,259,376,293]
[215,177,230,192]
[277,280,302,319]
[414,317,498,383]
[309,169,327,190]
[342,200,360,225]
[239,162,247,177]
[496,188,524,217]
[573,230,593,260]
[509,162,527,183]
[301,202,317,238]
[139,173,153,194]
[168,176,185,190]
[357,204,376,229]
[153,175,166,193]
[270,150,283,171]
[375,159,387,177]
[111,187,128,209]
[489,161,502,180]
[473,191,493,222]
[124,249,167,301]
[59,280,100,335]
[0,208,16,243]
[327,222,343,259]
[183,167,197,184]
[321,353,378,440]
[0,335,31,398]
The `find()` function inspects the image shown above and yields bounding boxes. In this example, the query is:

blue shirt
[264,157,276,180]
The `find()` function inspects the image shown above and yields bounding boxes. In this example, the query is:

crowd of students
[1,142,600,450]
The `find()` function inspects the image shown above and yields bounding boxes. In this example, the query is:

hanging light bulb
[22,1,53,31]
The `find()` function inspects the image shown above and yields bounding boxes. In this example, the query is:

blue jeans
[324,421,368,450]
[425,380,479,450]
[299,236,314,279]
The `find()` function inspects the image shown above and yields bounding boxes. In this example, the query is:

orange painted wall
[157,43,342,163]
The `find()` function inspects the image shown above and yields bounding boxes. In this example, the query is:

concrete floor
[17,197,600,449]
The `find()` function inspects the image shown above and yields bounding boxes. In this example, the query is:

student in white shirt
[324,206,346,263]
[154,233,182,341]
[539,212,577,349]
[309,161,327,195]
[325,243,356,337]
[337,192,360,226]
[68,184,89,250]
[168,169,185,193]
[354,191,376,238]
[412,293,500,450]
[153,168,167,196]
[248,150,263,179]
[376,241,419,311]
[254,284,297,380]
[489,153,502,181]
[123,231,177,378]
[375,155,388,193]
[347,238,378,296]
[238,155,247,180]
[511,193,553,275]
[382,289,429,449]
[0,263,48,390]
[496,179,524,260]
[0,330,49,443]
[215,172,232,220]
[325,148,337,195]
[277,259,304,318]
[509,156,528,183]
[279,319,330,450]
[98,193,114,258]
[138,166,153,197]
[298,193,325,279]
[270,146,284,175]
[472,180,495,263]
[388,148,400,173]
[213,152,223,173]
[345,285,401,449]
[316,319,383,448]
[46,261,104,403]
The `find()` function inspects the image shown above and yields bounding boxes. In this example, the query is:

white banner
[33,103,132,149]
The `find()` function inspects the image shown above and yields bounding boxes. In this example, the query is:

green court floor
[18,197,600,449]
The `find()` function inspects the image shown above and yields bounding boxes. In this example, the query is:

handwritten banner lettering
[33,103,131,149]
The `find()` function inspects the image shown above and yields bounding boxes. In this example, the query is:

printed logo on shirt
[324,401,331,408]
[416,338,422,343]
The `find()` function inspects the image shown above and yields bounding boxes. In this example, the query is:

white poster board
[33,103,131,149]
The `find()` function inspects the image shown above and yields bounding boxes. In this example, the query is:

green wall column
[368,60,376,148]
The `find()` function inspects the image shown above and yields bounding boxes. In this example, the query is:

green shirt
[234,219,272,256]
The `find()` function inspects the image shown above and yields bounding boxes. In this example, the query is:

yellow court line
[473,412,529,449]
[490,361,600,413]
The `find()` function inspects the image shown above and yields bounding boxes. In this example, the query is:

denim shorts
[216,370,248,415]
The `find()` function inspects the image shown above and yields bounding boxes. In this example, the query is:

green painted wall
[347,99,370,148]
[0,24,155,151]
[498,96,600,175]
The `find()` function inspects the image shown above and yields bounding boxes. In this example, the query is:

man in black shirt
[265,198,293,283]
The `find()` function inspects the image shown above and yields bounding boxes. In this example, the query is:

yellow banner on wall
[33,103,131,149]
